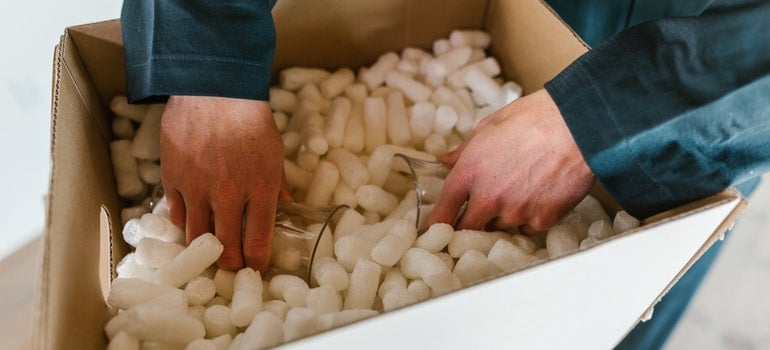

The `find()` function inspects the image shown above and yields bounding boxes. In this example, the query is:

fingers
[485,213,524,233]
[454,195,498,230]
[164,187,186,230]
[185,198,212,245]
[242,198,277,275]
[213,202,246,271]
[428,171,471,227]
[518,224,539,235]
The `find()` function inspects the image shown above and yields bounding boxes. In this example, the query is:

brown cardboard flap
[67,20,126,111]
[486,0,589,94]
[39,29,125,350]
[272,0,487,79]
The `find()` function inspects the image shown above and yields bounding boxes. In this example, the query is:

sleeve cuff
[545,51,686,219]
[125,51,274,103]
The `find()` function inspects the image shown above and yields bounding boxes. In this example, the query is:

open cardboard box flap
[38,1,745,348]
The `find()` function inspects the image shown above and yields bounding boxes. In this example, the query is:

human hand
[428,89,595,233]
[160,96,284,273]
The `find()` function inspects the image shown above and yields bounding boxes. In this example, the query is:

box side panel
[485,0,589,94]
[272,0,487,78]
[290,196,741,349]
[60,21,131,277]
[40,31,125,350]
[625,189,747,336]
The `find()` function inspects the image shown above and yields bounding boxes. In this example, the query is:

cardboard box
[38,0,745,348]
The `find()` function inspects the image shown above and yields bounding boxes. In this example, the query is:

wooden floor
[0,237,41,350]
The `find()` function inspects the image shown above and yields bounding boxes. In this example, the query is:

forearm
[545,0,770,218]
[121,0,276,103]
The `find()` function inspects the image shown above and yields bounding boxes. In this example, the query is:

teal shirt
[546,0,715,48]
[544,0,770,217]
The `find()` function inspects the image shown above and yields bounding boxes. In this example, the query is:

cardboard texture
[39,0,745,348]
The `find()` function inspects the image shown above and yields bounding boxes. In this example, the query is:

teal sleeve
[121,0,276,103]
[545,0,770,218]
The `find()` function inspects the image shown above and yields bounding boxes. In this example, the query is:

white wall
[0,0,122,259]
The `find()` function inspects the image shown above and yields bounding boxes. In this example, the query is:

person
[122,0,282,273]
[121,0,770,347]
[426,1,770,348]
[430,0,770,231]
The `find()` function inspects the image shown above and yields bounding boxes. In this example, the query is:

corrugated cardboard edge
[536,0,590,49]
[622,188,747,337]
[34,34,66,350]
[66,20,132,279]
[36,23,123,349]
[100,205,116,298]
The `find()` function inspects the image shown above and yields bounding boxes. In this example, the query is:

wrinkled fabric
[545,0,770,218]
[121,0,276,103]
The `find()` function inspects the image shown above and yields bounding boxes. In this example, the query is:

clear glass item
[394,153,466,231]
[272,201,348,283]
[147,184,347,284]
